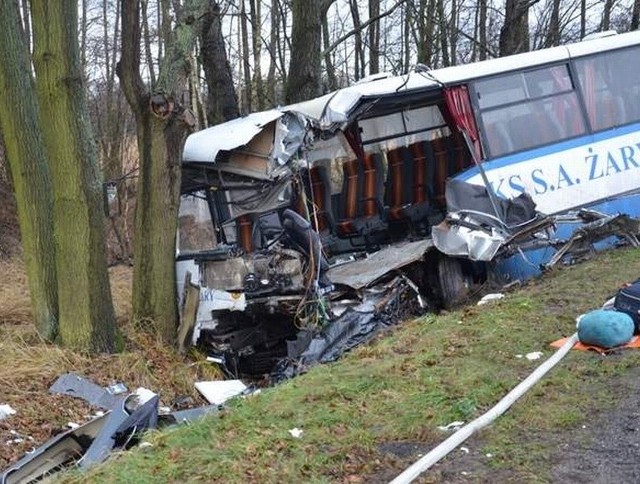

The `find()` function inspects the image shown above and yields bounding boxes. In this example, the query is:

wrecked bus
[177,31,640,376]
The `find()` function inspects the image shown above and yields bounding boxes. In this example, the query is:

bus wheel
[437,256,470,309]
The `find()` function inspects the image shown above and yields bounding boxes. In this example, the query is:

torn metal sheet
[432,219,505,261]
[1,413,107,484]
[78,392,159,469]
[273,277,415,381]
[546,213,640,268]
[182,110,282,164]
[49,373,124,410]
[444,179,537,228]
[326,239,433,290]
[272,112,306,166]
[2,389,161,481]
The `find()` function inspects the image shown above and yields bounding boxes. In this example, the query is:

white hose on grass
[390,333,579,484]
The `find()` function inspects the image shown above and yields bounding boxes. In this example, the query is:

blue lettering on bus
[508,174,525,194]
[482,138,640,199]
[556,164,574,190]
[490,177,508,198]
[531,169,548,194]
[605,152,622,176]
[585,147,604,181]
[620,145,639,170]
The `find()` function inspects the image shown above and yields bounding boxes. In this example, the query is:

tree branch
[118,0,147,112]
[322,0,406,57]
[456,26,498,59]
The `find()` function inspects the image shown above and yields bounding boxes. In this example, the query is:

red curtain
[443,86,483,162]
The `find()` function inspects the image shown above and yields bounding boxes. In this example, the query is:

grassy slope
[76,248,640,483]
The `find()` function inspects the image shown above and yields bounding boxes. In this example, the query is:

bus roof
[183,30,640,163]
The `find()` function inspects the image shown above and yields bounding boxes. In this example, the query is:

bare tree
[201,0,240,125]
[632,0,640,30]
[31,0,117,352]
[547,0,562,46]
[369,0,381,74]
[249,0,265,109]
[240,0,252,111]
[500,0,538,55]
[0,0,58,340]
[119,0,205,342]
[285,0,336,103]
[602,0,613,31]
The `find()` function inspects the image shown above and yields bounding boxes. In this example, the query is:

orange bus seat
[309,165,334,234]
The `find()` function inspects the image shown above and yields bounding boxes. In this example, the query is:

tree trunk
[499,0,533,56]
[449,0,458,65]
[580,0,586,38]
[479,0,487,60]
[285,0,335,103]
[240,0,252,112]
[322,15,338,91]
[142,0,157,85]
[437,0,450,67]
[266,0,280,104]
[249,0,264,109]
[369,0,380,75]
[349,0,365,80]
[602,0,613,31]
[201,0,240,125]
[275,0,289,87]
[632,0,640,30]
[0,0,58,340]
[119,0,204,343]
[31,0,116,352]
[547,0,561,47]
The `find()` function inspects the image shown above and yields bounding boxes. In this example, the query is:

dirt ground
[0,263,222,469]
[375,360,640,484]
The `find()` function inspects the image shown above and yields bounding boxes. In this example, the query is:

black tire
[437,256,470,309]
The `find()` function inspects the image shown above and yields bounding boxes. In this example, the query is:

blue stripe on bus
[456,121,640,181]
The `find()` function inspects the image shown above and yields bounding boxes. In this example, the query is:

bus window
[474,64,586,157]
[178,191,217,254]
[574,46,640,131]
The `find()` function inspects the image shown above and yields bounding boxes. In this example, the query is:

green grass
[72,247,640,483]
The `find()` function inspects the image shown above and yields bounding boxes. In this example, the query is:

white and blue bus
[179,31,640,374]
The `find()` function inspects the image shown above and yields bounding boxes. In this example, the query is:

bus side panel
[456,123,640,217]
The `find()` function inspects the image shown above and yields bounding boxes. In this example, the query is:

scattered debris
[166,405,219,425]
[1,372,224,482]
[525,352,543,361]
[195,380,248,405]
[139,442,154,451]
[131,387,157,407]
[477,293,505,305]
[106,383,128,395]
[437,421,465,432]
[460,447,469,454]
[5,431,28,446]
[49,373,125,410]
[546,212,640,268]
[0,405,16,421]
[288,428,303,438]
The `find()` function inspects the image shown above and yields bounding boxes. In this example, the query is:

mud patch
[550,365,640,483]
